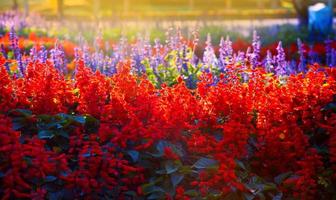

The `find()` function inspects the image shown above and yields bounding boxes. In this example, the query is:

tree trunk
[271,0,280,8]
[12,0,18,11]
[257,0,264,9]
[57,0,64,19]
[24,0,29,17]
[292,0,309,27]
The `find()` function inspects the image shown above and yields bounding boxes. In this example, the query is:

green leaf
[38,130,54,139]
[235,159,246,170]
[38,114,51,120]
[193,157,218,169]
[274,172,292,185]
[155,140,184,157]
[73,116,86,124]
[263,183,277,191]
[23,156,33,165]
[83,115,100,133]
[57,130,69,139]
[184,189,199,197]
[127,150,139,162]
[170,173,184,188]
[56,113,69,119]
[124,191,137,197]
[165,161,179,174]
[243,193,255,200]
[12,119,25,130]
[179,165,194,175]
[10,109,32,117]
[155,169,167,175]
[156,140,167,154]
[45,175,57,182]
[142,184,164,195]
[272,193,283,200]
[147,192,164,200]
[223,192,239,200]
[323,102,336,112]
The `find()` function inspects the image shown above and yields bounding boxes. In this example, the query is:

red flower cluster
[0,57,335,199]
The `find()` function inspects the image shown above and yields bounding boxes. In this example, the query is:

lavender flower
[29,46,38,62]
[38,45,48,63]
[250,30,261,68]
[297,38,307,72]
[9,27,24,76]
[203,33,217,70]
[131,43,146,75]
[331,48,336,67]
[74,47,81,62]
[275,41,287,76]
[264,50,274,73]
[325,38,332,66]
[219,36,233,70]
[50,42,66,73]
[308,45,319,65]
[181,44,189,72]
[235,51,245,65]
[82,45,91,67]
[191,30,200,66]
[0,44,10,72]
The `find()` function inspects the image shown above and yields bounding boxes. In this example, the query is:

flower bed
[0,28,336,199]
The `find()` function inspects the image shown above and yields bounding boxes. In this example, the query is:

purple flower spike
[325,38,332,66]
[275,41,287,76]
[297,38,307,72]
[181,44,189,72]
[235,51,245,65]
[264,50,274,73]
[219,36,233,70]
[331,48,336,67]
[38,45,48,63]
[251,30,261,68]
[9,27,24,76]
[29,46,38,62]
[50,42,66,73]
[203,33,217,70]
[0,44,10,72]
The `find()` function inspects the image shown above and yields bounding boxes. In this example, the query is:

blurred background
[0,0,325,20]
[0,0,334,47]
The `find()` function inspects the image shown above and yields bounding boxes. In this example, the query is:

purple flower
[38,45,48,63]
[308,45,319,65]
[203,34,217,70]
[264,50,274,73]
[219,36,233,70]
[131,42,146,75]
[325,38,332,66]
[74,47,81,62]
[9,27,24,76]
[250,30,261,68]
[50,42,66,73]
[297,38,307,72]
[275,41,287,76]
[234,51,245,65]
[29,46,38,62]
[331,48,336,67]
[0,44,10,72]
[181,44,189,72]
